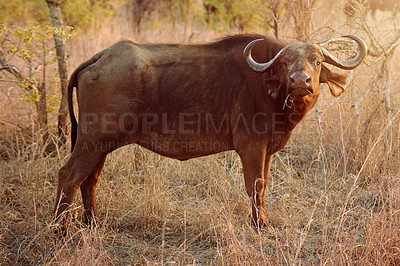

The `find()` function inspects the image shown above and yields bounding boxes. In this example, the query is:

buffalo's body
[68,36,291,160]
[54,34,366,231]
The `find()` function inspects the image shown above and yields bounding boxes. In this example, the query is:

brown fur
[54,34,359,231]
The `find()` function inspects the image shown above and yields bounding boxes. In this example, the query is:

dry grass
[1,2,400,265]
[1,114,400,264]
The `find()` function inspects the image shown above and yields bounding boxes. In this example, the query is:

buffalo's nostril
[306,77,311,84]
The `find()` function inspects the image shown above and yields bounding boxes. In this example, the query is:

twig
[360,99,384,139]
[0,118,29,132]
[383,58,393,150]
[317,97,339,135]
[317,70,353,135]
[0,56,24,81]
[352,65,384,116]
[0,79,19,83]
[370,30,400,62]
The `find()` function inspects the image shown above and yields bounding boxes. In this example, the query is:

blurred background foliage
[0,0,116,30]
[0,0,287,33]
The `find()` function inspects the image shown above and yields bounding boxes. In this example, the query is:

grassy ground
[1,113,400,264]
[1,2,400,265]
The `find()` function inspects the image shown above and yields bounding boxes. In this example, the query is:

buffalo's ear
[264,75,281,100]
[320,64,348,97]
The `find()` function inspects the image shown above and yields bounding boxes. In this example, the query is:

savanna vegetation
[1,0,400,264]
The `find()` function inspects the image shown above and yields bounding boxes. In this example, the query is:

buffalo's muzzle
[290,72,312,90]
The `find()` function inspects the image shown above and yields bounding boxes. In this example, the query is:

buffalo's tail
[68,49,108,152]
[68,69,78,152]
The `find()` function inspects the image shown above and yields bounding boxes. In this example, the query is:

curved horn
[244,38,285,72]
[321,35,367,70]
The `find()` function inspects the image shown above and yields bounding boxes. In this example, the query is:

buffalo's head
[243,35,367,101]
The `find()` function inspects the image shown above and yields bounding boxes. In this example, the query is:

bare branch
[316,97,340,135]
[383,58,393,150]
[352,65,384,116]
[317,70,353,135]
[0,56,24,81]
[0,79,19,83]
[360,99,383,139]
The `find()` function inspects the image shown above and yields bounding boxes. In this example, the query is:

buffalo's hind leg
[80,155,107,225]
[54,142,107,233]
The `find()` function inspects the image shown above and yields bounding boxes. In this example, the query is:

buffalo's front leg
[261,154,273,222]
[238,145,271,227]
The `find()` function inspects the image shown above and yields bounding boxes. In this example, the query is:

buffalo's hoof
[252,217,268,228]
[251,209,269,228]
[53,224,67,239]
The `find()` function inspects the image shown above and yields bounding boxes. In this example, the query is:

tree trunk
[46,0,68,145]
[133,0,144,38]
[35,82,48,132]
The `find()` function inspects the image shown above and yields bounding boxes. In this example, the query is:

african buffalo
[54,34,366,231]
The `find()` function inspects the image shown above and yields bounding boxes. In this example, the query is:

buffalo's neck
[259,95,317,154]
[284,95,318,131]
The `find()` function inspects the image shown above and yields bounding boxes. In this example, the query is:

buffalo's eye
[315,61,321,66]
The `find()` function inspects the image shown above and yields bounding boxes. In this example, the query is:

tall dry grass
[1,1,400,265]
[1,115,400,264]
